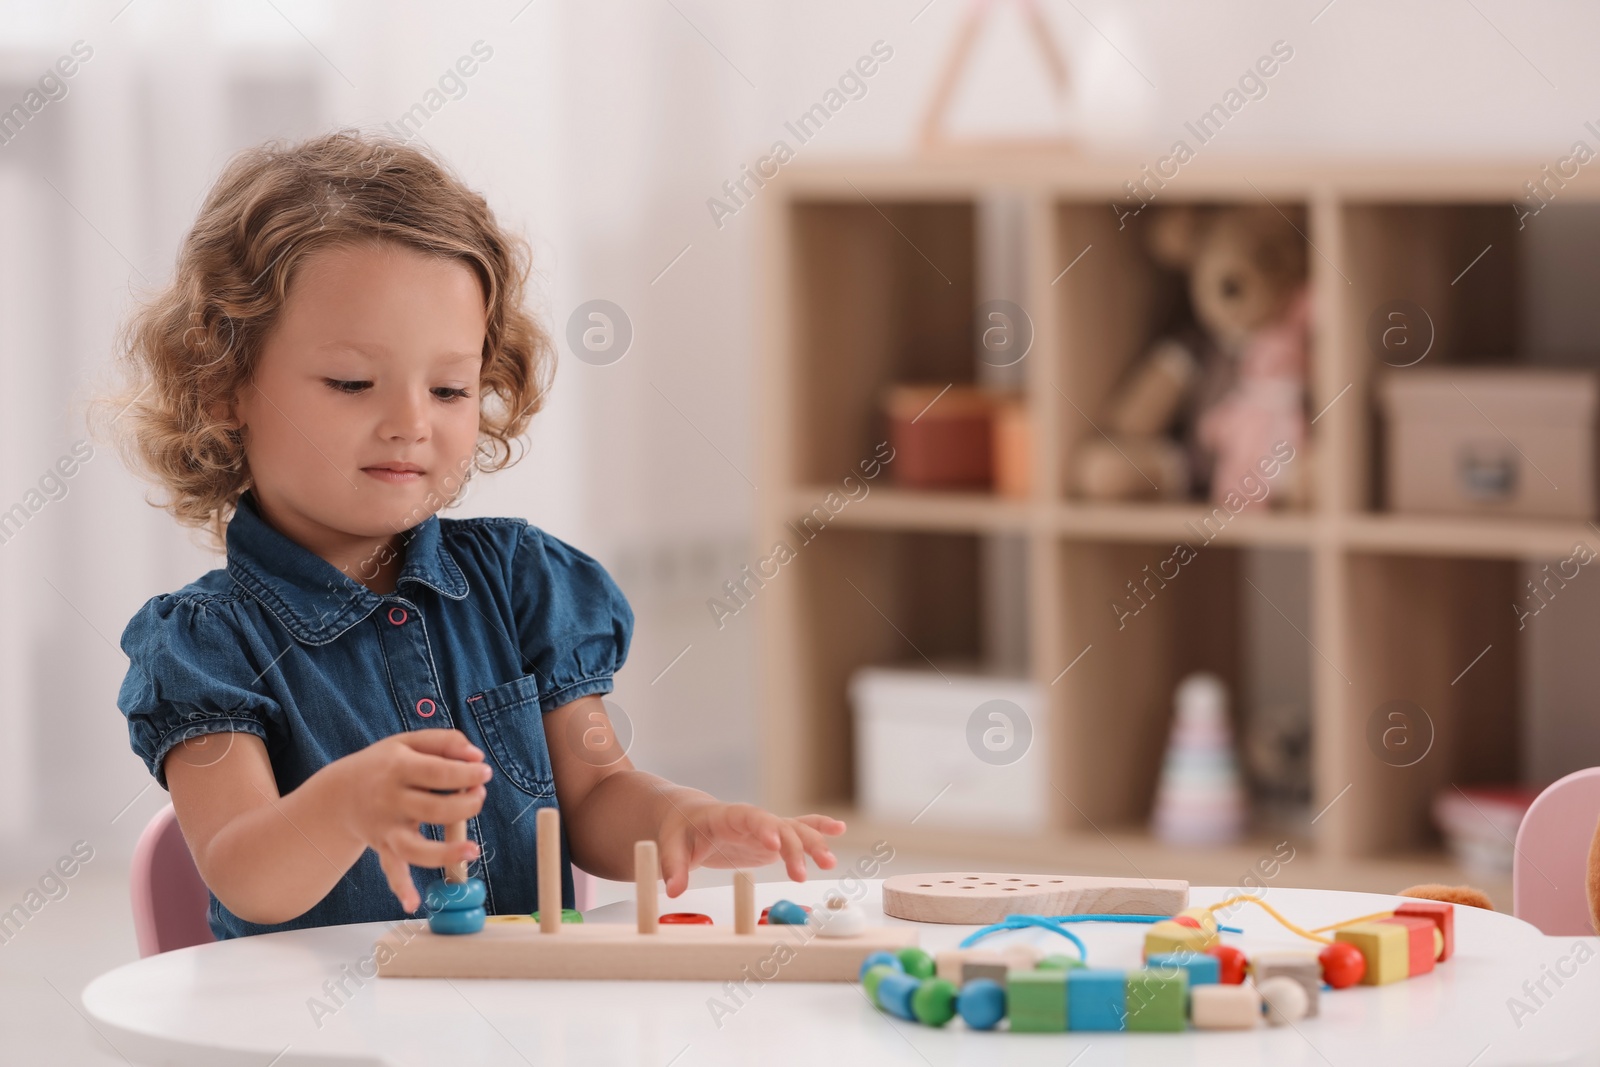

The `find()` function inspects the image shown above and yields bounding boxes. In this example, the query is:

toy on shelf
[376,807,917,981]
[863,893,1462,1033]
[882,871,1188,924]
[1151,673,1248,846]
[1073,205,1310,507]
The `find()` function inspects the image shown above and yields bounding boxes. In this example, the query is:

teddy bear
[1073,205,1311,507]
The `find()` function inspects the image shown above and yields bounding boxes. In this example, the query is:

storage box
[849,666,1047,832]
[1380,368,1598,518]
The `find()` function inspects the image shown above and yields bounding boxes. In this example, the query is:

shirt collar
[225,488,470,646]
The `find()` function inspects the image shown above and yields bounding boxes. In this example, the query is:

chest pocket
[466,674,555,798]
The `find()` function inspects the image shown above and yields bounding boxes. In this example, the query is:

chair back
[130,804,216,957]
[1513,767,1600,935]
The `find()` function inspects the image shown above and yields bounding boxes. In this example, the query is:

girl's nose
[377,388,430,442]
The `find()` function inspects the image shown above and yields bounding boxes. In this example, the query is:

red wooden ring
[659,912,714,925]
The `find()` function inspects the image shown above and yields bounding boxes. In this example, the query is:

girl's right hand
[334,729,492,912]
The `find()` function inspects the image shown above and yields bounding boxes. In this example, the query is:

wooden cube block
[1066,969,1127,1032]
[1336,922,1410,986]
[1190,983,1261,1030]
[962,961,1010,987]
[1249,951,1321,1017]
[1125,968,1188,1032]
[936,948,1000,982]
[1394,900,1454,961]
[1379,915,1436,977]
[1146,950,1220,986]
[1007,969,1068,1032]
[1144,920,1212,958]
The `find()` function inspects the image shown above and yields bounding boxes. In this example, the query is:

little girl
[102,131,843,939]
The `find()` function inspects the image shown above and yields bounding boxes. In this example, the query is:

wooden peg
[537,808,561,934]
[734,872,755,935]
[444,820,468,884]
[635,840,660,934]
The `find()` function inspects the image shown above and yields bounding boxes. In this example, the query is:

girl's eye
[434,387,471,401]
[325,378,370,394]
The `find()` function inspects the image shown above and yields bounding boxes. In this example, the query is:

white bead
[809,902,867,938]
[1258,975,1310,1026]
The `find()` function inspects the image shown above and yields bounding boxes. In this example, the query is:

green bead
[897,947,936,980]
[1125,968,1188,1032]
[1007,969,1068,1032]
[1037,954,1086,972]
[862,963,900,1004]
[910,977,959,1026]
[530,908,585,924]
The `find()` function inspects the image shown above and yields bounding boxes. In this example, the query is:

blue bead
[1146,950,1220,986]
[423,878,486,912]
[428,905,486,935]
[858,951,904,981]
[875,972,921,1020]
[1066,969,1128,1032]
[766,900,809,925]
[956,978,1007,1031]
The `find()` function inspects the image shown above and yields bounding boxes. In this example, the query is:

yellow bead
[1335,923,1410,985]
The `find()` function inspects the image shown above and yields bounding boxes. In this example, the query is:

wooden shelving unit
[754,154,1600,888]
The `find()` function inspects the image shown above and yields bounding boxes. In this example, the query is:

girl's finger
[658,825,692,898]
[775,822,808,882]
[794,813,847,836]
[402,752,494,791]
[377,846,420,913]
[792,820,837,869]
[400,785,487,825]
[393,728,484,762]
[393,832,479,872]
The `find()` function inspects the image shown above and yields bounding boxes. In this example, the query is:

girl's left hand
[657,802,846,897]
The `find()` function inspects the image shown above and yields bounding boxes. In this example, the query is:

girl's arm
[546,695,845,896]
[165,729,489,924]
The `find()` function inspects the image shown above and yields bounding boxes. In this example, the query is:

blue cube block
[1066,968,1127,1032]
[1146,950,1220,986]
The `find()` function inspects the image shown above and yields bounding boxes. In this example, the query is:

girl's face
[233,240,486,561]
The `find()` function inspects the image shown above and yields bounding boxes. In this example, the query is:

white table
[83,880,1598,1066]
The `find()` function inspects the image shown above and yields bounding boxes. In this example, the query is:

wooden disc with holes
[881,872,1189,925]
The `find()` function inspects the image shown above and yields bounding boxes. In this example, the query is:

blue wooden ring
[429,905,487,935]
[424,878,486,912]
[765,900,809,925]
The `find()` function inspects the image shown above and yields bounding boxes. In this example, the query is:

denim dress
[117,488,633,940]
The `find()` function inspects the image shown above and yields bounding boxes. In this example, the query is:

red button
[659,913,714,925]
[388,607,408,625]
[415,698,436,718]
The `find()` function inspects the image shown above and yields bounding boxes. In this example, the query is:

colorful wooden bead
[1190,983,1261,1030]
[1175,907,1220,936]
[1249,952,1321,1017]
[424,878,486,912]
[658,912,714,925]
[1125,968,1188,1032]
[962,960,1010,987]
[1318,941,1366,989]
[1037,954,1087,973]
[1394,899,1455,961]
[1007,969,1068,1032]
[955,978,1007,1031]
[1143,920,1211,958]
[1336,922,1411,986]
[897,946,936,980]
[859,951,903,982]
[876,972,921,1019]
[529,908,584,924]
[910,977,959,1027]
[428,905,486,935]
[764,900,808,925]
[1378,915,1436,977]
[809,901,867,938]
[1258,975,1309,1026]
[1066,968,1127,1032]
[1206,943,1248,985]
[1146,950,1219,986]
[862,963,900,1003]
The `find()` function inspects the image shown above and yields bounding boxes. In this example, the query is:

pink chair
[130,804,215,957]
[1513,767,1600,936]
[132,804,598,955]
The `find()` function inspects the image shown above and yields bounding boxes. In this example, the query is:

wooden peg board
[375,918,918,981]
[882,872,1189,924]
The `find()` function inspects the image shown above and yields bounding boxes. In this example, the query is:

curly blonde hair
[93,130,554,552]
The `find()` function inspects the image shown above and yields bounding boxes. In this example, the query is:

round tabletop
[83,880,1597,1066]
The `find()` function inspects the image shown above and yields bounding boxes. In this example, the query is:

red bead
[1319,941,1366,989]
[1205,944,1248,985]
[1172,915,1202,929]
[659,912,714,925]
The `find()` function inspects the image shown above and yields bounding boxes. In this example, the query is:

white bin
[849,666,1048,832]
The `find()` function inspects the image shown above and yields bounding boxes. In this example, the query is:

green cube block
[1037,954,1086,972]
[1006,969,1068,1032]
[1125,968,1188,1032]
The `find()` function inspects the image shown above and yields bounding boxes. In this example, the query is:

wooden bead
[1190,983,1261,1030]
[1249,952,1321,1017]
[428,905,486,935]
[1144,920,1211,958]
[530,908,585,924]
[1336,922,1411,985]
[862,962,900,1003]
[1318,941,1366,989]
[1066,969,1127,1032]
[809,902,867,939]
[1007,969,1068,1032]
[424,877,485,913]
[763,900,809,925]
[910,977,959,1026]
[1378,915,1437,977]
[658,912,714,925]
[876,971,921,1019]
[897,946,936,980]
[955,978,1006,1030]
[859,951,903,982]
[1146,950,1219,986]
[1394,899,1455,961]
[1258,975,1309,1026]
[1126,968,1188,1032]
[1206,944,1248,985]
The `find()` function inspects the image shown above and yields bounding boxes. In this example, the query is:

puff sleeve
[511,525,635,712]
[117,595,285,788]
